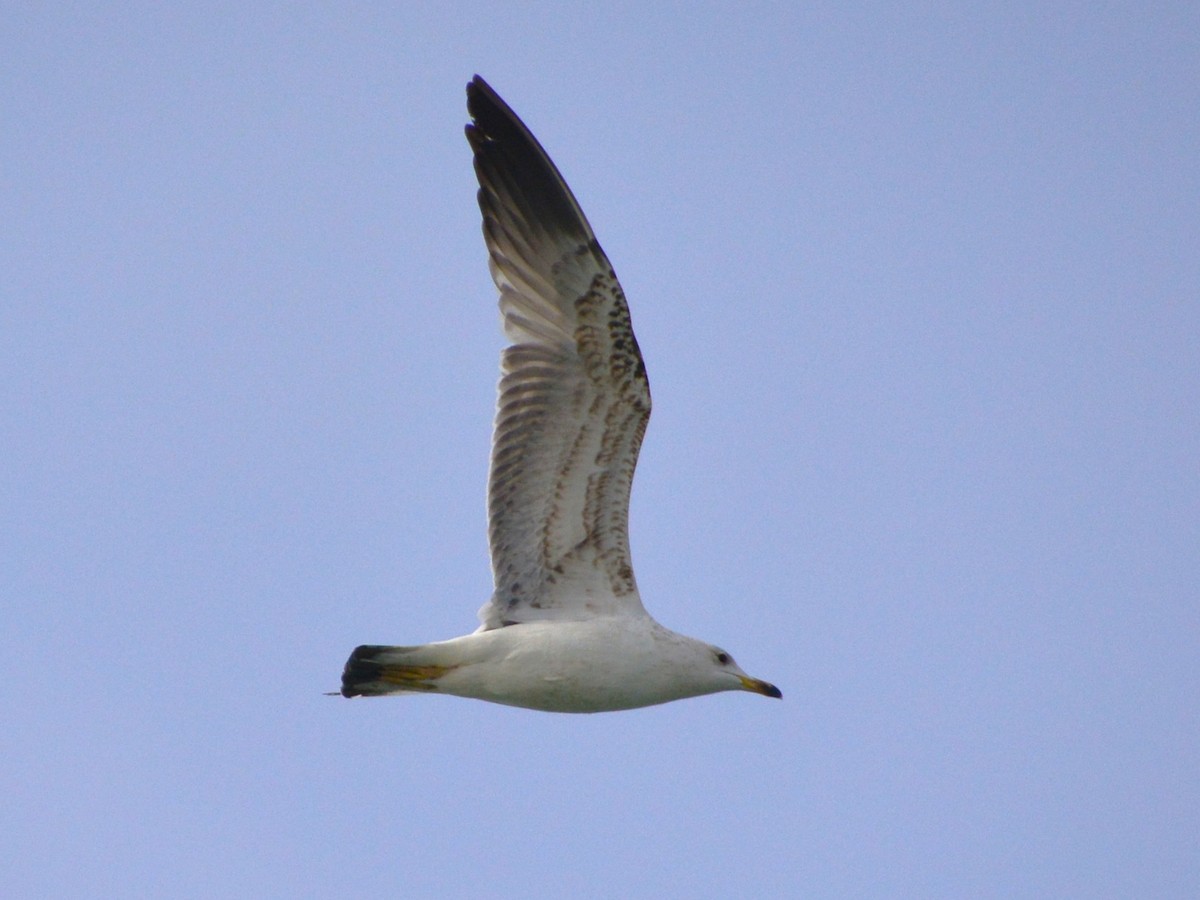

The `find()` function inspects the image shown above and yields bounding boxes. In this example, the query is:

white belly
[428,617,712,713]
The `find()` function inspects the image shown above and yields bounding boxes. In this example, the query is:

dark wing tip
[467,73,497,106]
[466,74,512,125]
[464,75,593,243]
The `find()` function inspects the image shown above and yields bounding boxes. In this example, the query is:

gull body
[351,618,778,713]
[339,76,780,713]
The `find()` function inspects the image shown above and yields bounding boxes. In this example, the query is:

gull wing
[465,76,652,630]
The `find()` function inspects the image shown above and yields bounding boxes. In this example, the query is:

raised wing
[465,76,652,630]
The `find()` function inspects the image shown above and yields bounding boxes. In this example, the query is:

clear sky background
[4,3,1197,897]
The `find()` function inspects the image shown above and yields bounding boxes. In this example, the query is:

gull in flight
[339,76,780,712]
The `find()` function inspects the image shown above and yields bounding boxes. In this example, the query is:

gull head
[694,642,782,701]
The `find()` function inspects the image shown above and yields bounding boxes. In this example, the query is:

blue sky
[4,3,1197,897]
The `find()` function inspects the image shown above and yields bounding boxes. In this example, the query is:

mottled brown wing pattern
[466,76,651,630]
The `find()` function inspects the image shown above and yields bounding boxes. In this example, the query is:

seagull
[339,76,780,712]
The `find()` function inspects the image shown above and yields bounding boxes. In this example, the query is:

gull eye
[716,651,730,665]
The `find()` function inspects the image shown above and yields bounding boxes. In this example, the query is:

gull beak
[740,675,782,699]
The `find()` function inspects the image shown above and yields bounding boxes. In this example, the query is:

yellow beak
[740,676,782,698]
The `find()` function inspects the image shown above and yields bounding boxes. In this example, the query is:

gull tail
[340,644,456,698]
